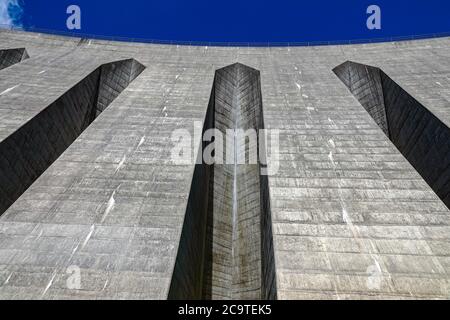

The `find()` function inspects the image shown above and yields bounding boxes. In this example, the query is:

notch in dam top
[0,58,145,215]
[169,63,277,300]
[0,48,29,71]
[334,60,450,209]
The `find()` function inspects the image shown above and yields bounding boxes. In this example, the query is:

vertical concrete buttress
[169,63,276,300]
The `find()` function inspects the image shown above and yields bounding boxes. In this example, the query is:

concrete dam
[0,29,449,299]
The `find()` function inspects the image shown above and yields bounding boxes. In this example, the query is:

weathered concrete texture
[168,100,214,300]
[96,60,146,115]
[206,63,263,299]
[169,63,276,300]
[0,58,145,215]
[334,61,450,209]
[0,30,449,300]
[0,48,28,70]
[333,62,389,135]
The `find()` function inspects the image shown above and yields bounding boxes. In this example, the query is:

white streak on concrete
[373,258,382,273]
[101,191,116,223]
[71,243,80,257]
[328,151,334,166]
[102,279,109,291]
[342,208,351,225]
[42,273,57,297]
[326,127,394,293]
[115,155,126,173]
[137,136,145,149]
[37,70,46,75]
[0,84,20,96]
[4,273,13,285]
[82,225,95,248]
[302,94,309,98]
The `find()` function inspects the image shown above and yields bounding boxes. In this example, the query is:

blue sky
[1,0,450,43]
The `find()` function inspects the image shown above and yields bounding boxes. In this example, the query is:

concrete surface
[0,58,145,214]
[0,29,449,300]
[334,61,450,209]
[169,63,274,299]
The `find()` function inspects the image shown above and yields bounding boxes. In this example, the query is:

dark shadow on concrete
[334,60,450,208]
[168,63,277,300]
[0,48,29,70]
[0,58,145,215]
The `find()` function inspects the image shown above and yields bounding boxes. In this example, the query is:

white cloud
[0,0,23,28]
